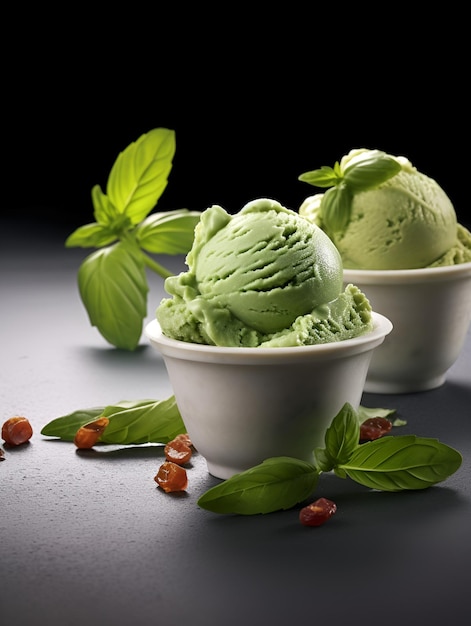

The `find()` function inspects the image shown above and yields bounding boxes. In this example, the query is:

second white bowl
[344,262,471,394]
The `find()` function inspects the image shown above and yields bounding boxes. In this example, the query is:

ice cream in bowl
[146,199,392,479]
[299,149,471,394]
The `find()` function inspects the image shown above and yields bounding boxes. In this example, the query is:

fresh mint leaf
[107,128,176,226]
[136,210,201,254]
[342,150,402,191]
[197,457,319,514]
[100,397,186,444]
[321,184,353,232]
[357,405,396,423]
[65,222,118,248]
[41,407,105,440]
[298,150,402,236]
[392,418,407,427]
[336,435,462,491]
[67,127,203,349]
[315,403,360,471]
[91,184,120,226]
[78,240,148,350]
[298,165,341,188]
[41,396,186,444]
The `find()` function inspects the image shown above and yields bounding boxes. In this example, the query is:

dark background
[3,14,469,233]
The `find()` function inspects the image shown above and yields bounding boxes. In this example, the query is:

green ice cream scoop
[299,149,463,270]
[156,199,367,347]
[337,169,457,269]
[190,199,342,333]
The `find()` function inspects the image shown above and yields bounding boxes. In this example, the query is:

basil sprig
[298,149,402,233]
[197,403,462,515]
[66,128,201,350]
[335,435,462,491]
[40,396,186,444]
[197,457,319,515]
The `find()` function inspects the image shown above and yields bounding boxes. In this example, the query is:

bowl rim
[343,261,471,284]
[145,312,393,364]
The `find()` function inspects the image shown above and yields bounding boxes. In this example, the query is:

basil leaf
[136,209,201,254]
[321,184,352,232]
[65,222,118,248]
[100,397,186,444]
[40,396,186,444]
[392,418,408,427]
[315,403,360,471]
[107,128,176,226]
[337,435,462,491]
[41,407,105,440]
[197,457,319,515]
[91,184,119,226]
[78,241,148,350]
[357,405,396,423]
[298,165,341,188]
[342,151,402,192]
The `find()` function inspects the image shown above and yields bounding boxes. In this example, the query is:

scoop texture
[300,150,471,270]
[156,199,373,347]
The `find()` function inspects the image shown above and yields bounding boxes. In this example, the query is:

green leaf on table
[336,435,462,491]
[41,396,186,444]
[315,403,360,472]
[136,209,201,254]
[41,407,105,440]
[197,457,319,515]
[357,405,397,423]
[106,128,176,225]
[392,418,408,427]
[78,240,148,350]
[100,397,186,444]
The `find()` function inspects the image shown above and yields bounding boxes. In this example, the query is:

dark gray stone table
[1,219,470,626]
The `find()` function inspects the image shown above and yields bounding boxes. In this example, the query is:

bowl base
[206,460,246,480]
[364,373,447,394]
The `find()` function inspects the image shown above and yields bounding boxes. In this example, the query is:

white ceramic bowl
[145,312,392,479]
[344,262,471,394]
